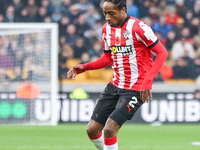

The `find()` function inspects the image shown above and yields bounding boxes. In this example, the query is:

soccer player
[67,0,168,149]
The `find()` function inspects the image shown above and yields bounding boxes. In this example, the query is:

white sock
[104,136,118,150]
[89,131,104,150]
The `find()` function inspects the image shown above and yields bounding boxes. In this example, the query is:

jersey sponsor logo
[127,96,138,112]
[111,45,133,56]
[123,30,130,41]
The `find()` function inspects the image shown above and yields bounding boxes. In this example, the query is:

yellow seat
[62,73,88,83]
[165,79,196,84]
[5,69,15,79]
[66,59,80,69]
[86,69,103,80]
[102,69,113,82]
[22,69,28,79]
[62,68,113,84]
[178,79,196,84]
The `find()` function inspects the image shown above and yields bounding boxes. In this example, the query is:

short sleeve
[102,24,111,52]
[134,21,158,48]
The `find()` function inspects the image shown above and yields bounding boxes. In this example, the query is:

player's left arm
[134,21,168,102]
[142,41,168,89]
[141,41,168,102]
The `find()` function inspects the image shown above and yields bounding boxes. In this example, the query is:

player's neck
[116,14,129,28]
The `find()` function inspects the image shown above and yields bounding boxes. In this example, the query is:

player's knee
[86,119,104,137]
[104,118,120,137]
[86,124,100,137]
[103,127,114,137]
[86,126,94,136]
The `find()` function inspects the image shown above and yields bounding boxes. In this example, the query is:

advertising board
[0,92,199,124]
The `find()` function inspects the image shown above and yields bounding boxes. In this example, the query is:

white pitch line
[191,142,200,146]
[0,146,95,149]
[124,145,199,149]
[0,145,199,149]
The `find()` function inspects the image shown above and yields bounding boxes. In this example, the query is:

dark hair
[104,0,127,11]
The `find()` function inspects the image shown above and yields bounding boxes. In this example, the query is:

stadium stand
[0,0,200,84]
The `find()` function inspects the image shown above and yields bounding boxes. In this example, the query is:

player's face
[103,2,127,27]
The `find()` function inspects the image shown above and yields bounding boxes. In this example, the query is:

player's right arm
[67,23,112,80]
[67,52,113,79]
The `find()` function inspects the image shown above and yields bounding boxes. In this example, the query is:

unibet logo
[0,101,27,118]
[111,45,133,56]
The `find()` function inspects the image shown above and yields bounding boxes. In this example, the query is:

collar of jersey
[115,15,130,28]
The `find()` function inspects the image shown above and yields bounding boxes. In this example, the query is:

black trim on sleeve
[148,39,159,49]
[104,50,111,53]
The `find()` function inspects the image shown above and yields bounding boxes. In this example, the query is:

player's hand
[67,64,84,80]
[140,89,152,103]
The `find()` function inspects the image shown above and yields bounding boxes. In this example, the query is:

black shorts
[91,82,143,126]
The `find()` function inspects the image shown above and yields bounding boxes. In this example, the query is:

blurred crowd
[0,0,200,86]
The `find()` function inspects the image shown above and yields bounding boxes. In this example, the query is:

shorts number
[128,96,138,108]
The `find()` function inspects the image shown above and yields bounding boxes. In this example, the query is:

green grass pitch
[0,123,200,150]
